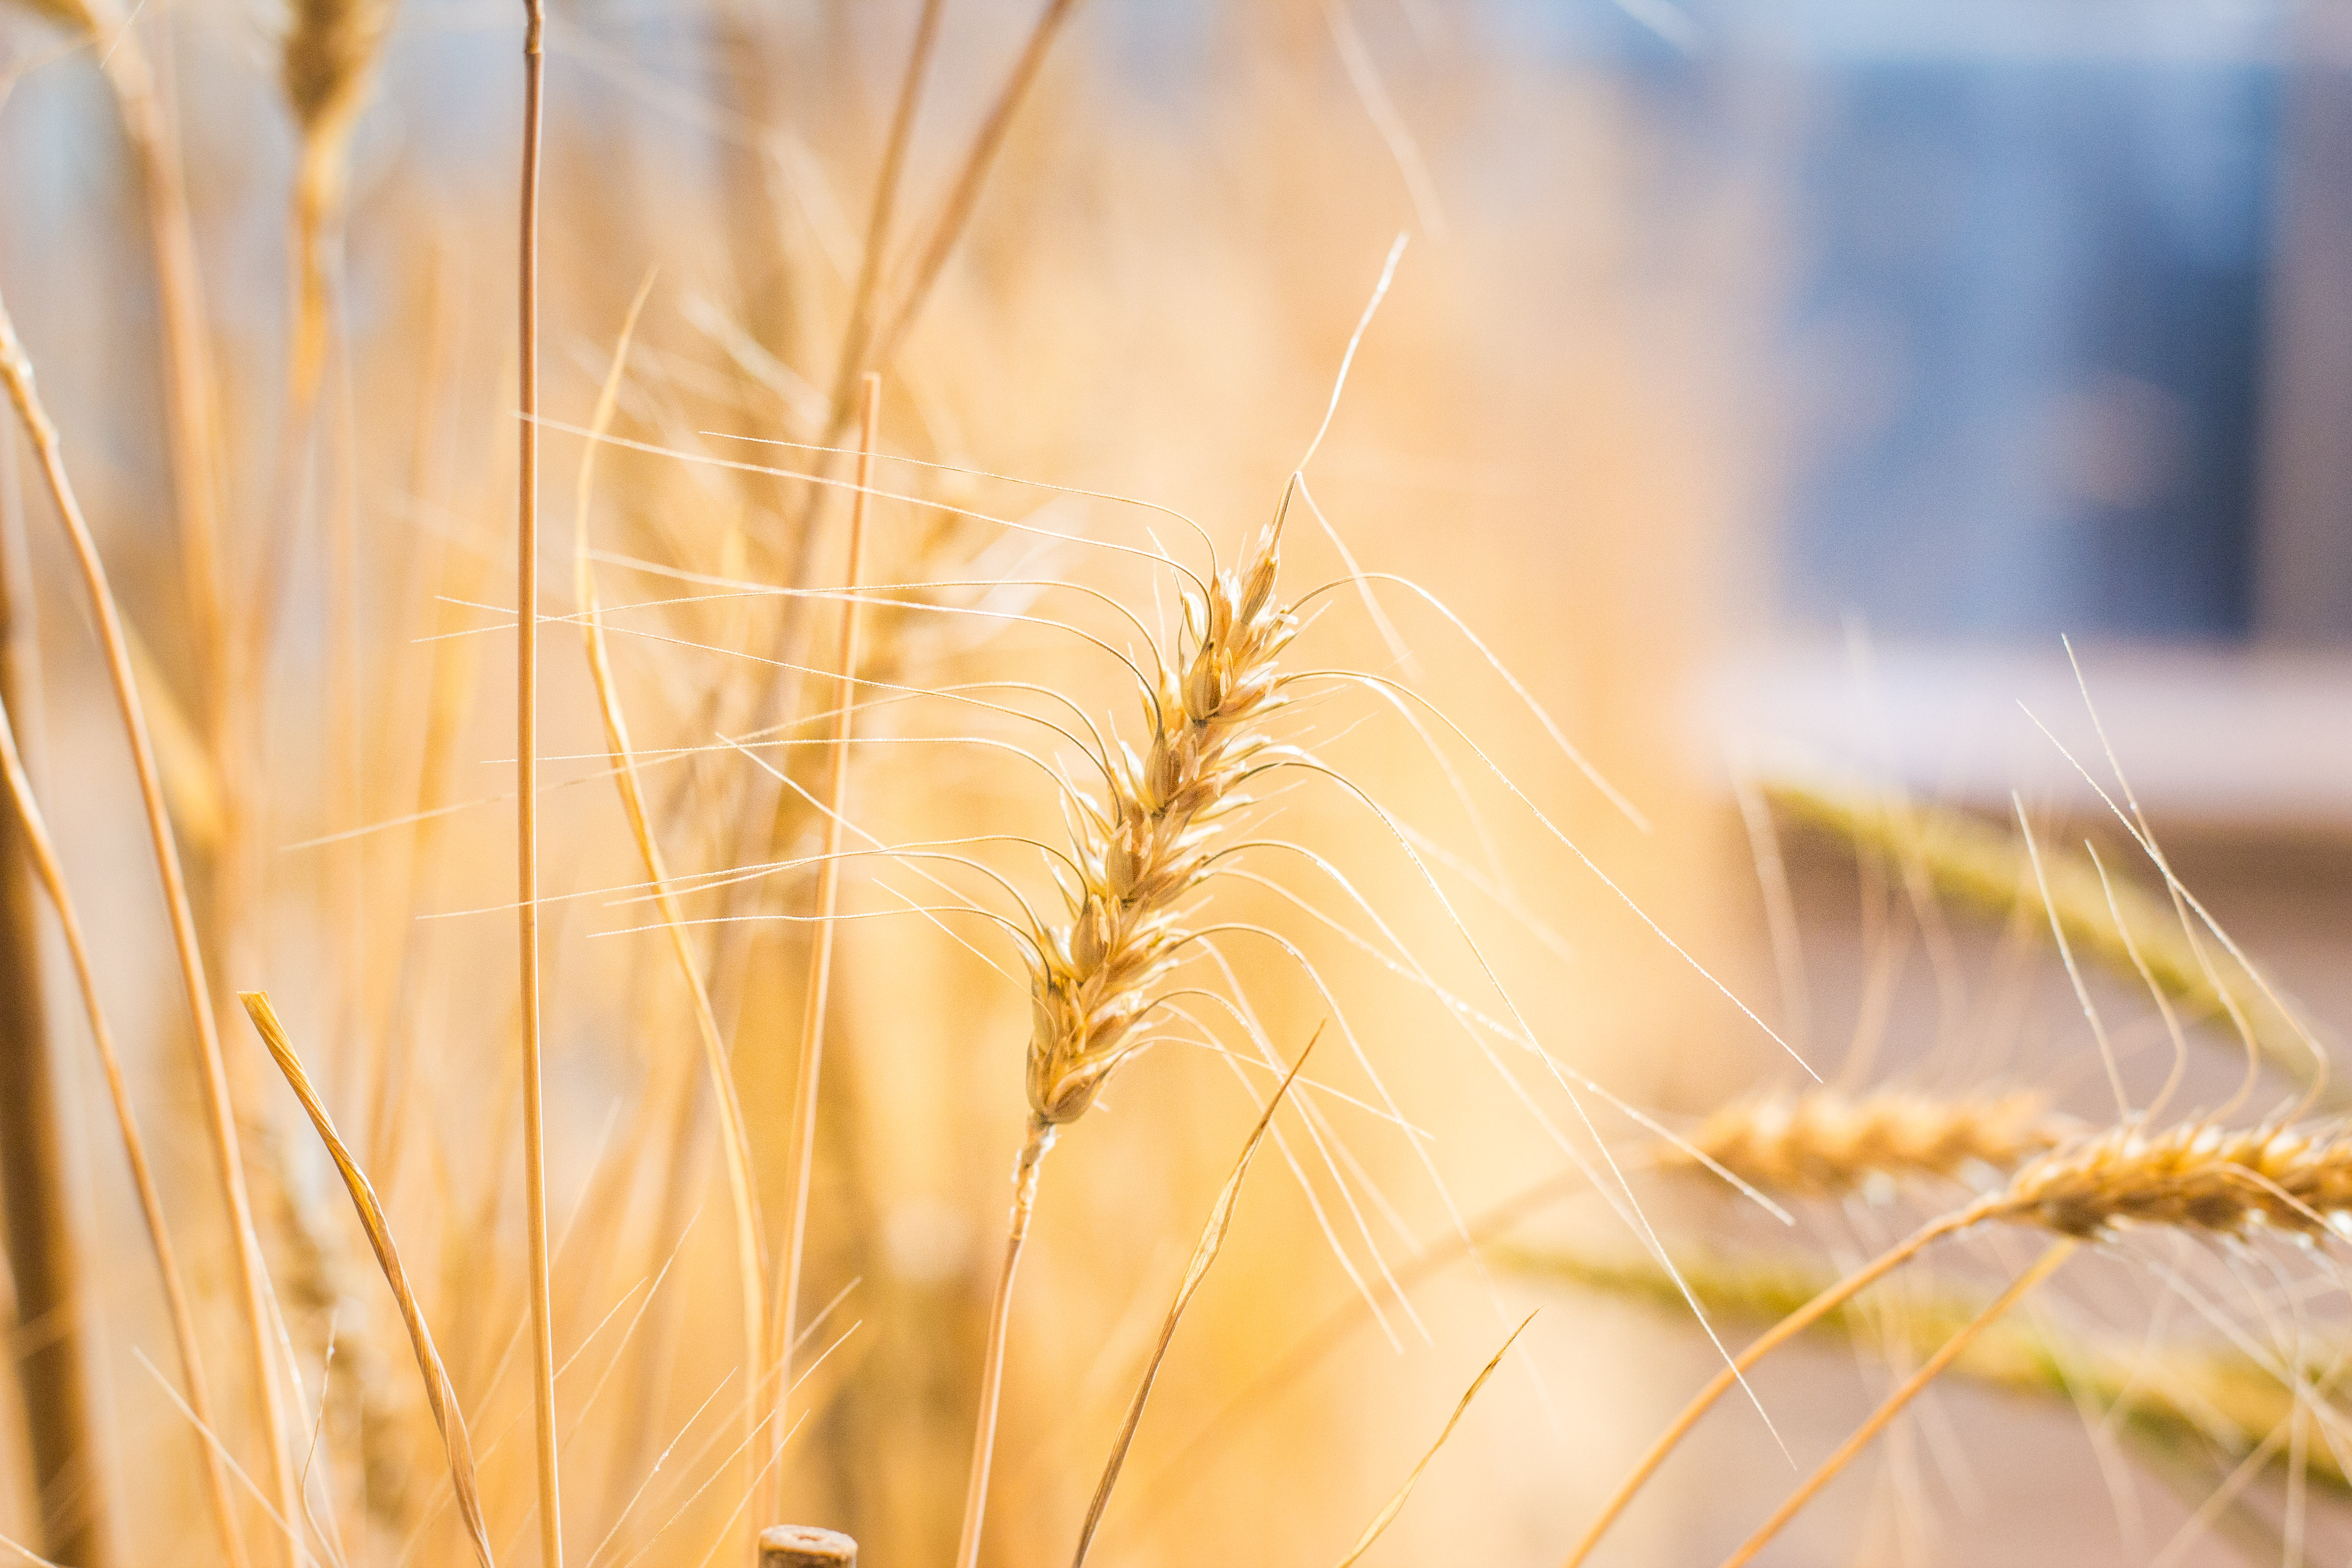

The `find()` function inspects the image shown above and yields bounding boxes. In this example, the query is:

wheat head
[1673,1089,2074,1198]
[1983,1120,2352,1240]
[1024,522,1293,1125]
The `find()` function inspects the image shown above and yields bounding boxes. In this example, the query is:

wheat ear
[0,281,299,1568]
[1770,779,2325,1100]
[513,1,563,1563]
[1668,1088,2072,1198]
[771,372,880,1519]
[240,994,496,1568]
[954,520,1297,1568]
[1977,1120,2352,1240]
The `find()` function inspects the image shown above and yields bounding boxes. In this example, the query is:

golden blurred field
[1,5,2348,1568]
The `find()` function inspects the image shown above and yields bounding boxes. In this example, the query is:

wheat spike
[1669,1089,2073,1198]
[957,519,1297,1568]
[1982,1120,2352,1240]
[1026,522,1294,1124]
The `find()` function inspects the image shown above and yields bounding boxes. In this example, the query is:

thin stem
[1560,1205,1984,1568]
[821,0,944,429]
[516,3,563,1565]
[574,276,767,1561]
[0,695,246,1568]
[0,282,294,1567]
[770,373,880,1515]
[0,436,102,1568]
[956,1117,1056,1568]
[98,29,229,736]
[1717,1240,2078,1568]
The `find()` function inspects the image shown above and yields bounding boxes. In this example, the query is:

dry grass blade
[1667,1088,2073,1199]
[1334,1312,1536,1568]
[772,371,880,1513]
[0,281,296,1566]
[573,273,767,1554]
[514,0,564,1563]
[1070,1028,1323,1568]
[0,693,246,1568]
[1768,779,2327,1101]
[240,991,497,1568]
[1717,1240,2078,1568]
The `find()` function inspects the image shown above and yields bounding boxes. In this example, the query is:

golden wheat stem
[514,1,562,1563]
[0,282,298,1568]
[1717,1240,2078,1568]
[871,0,1084,371]
[822,1,943,427]
[1560,1208,1976,1568]
[770,372,879,1516]
[0,464,102,1568]
[956,1117,1056,1568]
[94,28,230,737]
[573,277,768,1561]
[0,690,246,1568]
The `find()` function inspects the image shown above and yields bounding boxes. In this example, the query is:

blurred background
[2,2,2350,1567]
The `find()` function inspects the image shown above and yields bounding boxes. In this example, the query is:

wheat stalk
[573,278,772,1561]
[771,372,881,1523]
[0,691,248,1567]
[1667,1088,2073,1198]
[954,518,1297,1568]
[514,0,563,1563]
[0,280,299,1568]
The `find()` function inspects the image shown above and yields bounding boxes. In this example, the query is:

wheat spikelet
[1982,1120,2352,1240]
[1025,523,1294,1125]
[1669,1089,2073,1198]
